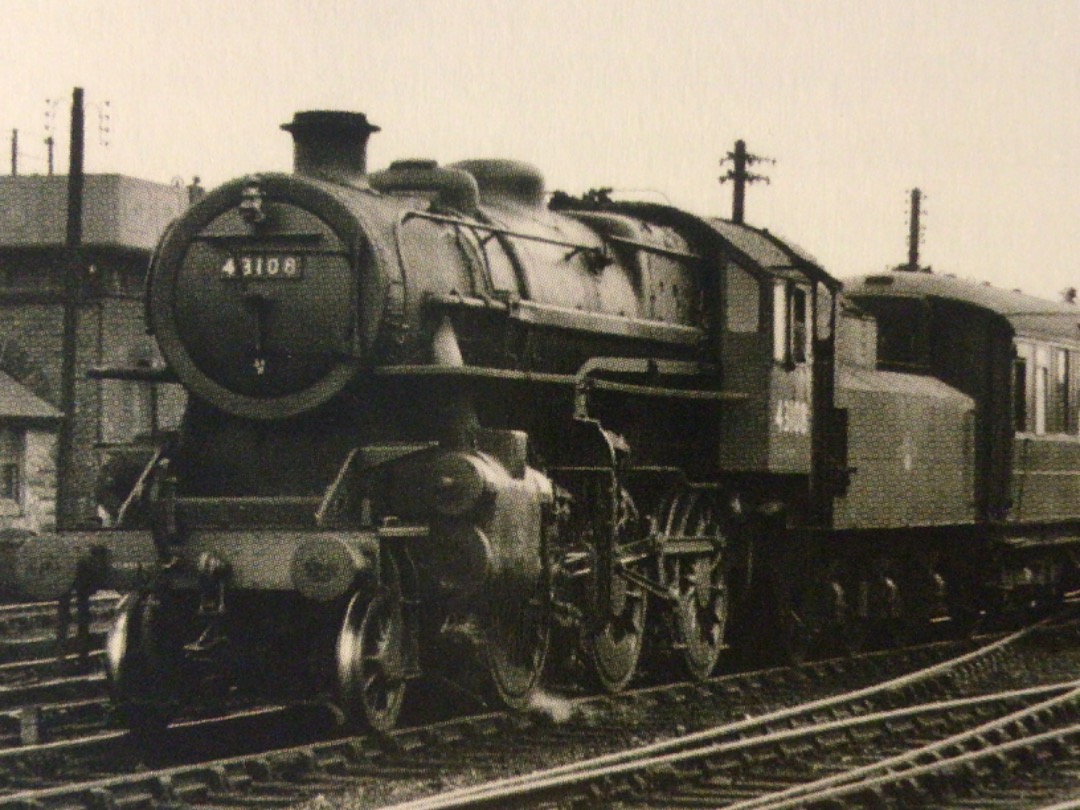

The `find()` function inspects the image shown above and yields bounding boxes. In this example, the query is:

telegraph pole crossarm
[719,139,775,224]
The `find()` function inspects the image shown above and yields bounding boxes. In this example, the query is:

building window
[101,347,158,445]
[0,428,21,505]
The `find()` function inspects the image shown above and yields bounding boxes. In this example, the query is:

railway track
[0,597,116,751]
[704,682,1080,810]
[398,682,1080,809]
[375,619,1080,809]
[0,617,1071,809]
[0,595,117,643]
[0,595,115,672]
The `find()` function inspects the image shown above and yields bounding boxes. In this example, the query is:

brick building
[0,174,191,531]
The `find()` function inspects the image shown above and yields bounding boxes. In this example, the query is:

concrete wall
[0,175,188,251]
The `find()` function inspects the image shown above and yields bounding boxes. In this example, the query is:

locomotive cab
[710,221,841,521]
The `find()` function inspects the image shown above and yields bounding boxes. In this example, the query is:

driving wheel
[589,485,647,692]
[657,491,729,680]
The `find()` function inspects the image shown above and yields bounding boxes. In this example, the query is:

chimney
[281,110,379,184]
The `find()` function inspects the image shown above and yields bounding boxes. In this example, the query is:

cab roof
[706,219,839,290]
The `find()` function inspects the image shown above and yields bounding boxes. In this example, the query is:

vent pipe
[281,110,379,184]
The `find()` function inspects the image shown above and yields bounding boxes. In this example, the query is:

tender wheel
[772,574,817,665]
[769,560,851,665]
[337,554,406,732]
[657,491,729,680]
[106,591,178,740]
[589,486,647,692]
[833,585,866,656]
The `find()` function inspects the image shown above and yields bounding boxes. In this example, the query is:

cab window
[791,286,809,363]
[482,235,520,294]
[772,282,788,362]
[815,283,833,341]
[772,281,812,365]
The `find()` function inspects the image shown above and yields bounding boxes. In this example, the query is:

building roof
[0,371,61,421]
[845,271,1080,344]
[0,174,188,252]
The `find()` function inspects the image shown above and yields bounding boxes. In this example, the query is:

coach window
[1015,342,1033,433]
[1034,345,1051,435]
[1072,351,1080,434]
[1051,348,1070,434]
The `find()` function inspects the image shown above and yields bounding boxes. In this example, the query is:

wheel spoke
[361,671,381,693]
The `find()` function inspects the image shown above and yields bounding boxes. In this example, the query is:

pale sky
[2,0,1077,298]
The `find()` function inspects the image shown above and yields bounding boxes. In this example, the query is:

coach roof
[846,271,1080,344]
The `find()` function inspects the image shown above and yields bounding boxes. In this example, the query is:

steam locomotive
[8,111,1080,735]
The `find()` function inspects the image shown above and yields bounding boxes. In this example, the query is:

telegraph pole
[56,87,84,529]
[10,130,16,176]
[719,139,774,224]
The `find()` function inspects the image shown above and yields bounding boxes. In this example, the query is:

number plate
[220,254,303,280]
